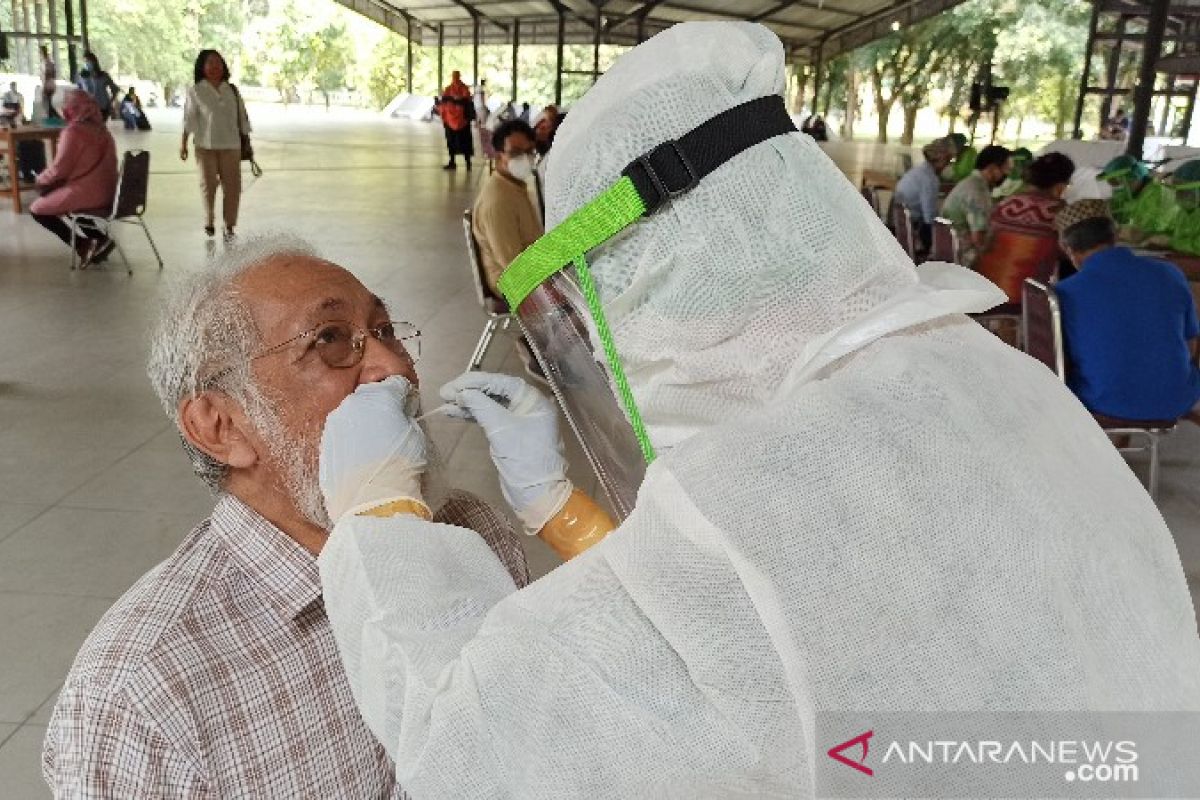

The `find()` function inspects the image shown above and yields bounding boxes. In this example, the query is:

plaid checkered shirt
[43,492,528,798]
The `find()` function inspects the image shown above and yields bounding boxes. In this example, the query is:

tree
[995,0,1090,140]
[310,23,354,108]
[264,13,311,105]
[861,26,958,144]
[367,34,410,108]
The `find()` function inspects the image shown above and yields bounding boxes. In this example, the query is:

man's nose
[358,337,419,387]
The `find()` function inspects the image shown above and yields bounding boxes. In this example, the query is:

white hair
[146,233,319,490]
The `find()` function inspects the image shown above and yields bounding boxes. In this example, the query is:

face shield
[497,95,796,520]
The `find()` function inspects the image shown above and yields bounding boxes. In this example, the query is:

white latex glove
[320,375,428,523]
[440,371,572,532]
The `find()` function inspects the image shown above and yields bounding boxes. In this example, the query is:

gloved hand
[320,375,429,524]
[440,371,572,533]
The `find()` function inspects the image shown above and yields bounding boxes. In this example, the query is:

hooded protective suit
[319,22,1200,799]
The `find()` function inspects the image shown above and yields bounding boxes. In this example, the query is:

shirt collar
[1080,245,1129,270]
[209,494,323,621]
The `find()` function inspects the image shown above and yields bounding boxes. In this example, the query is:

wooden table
[0,126,63,213]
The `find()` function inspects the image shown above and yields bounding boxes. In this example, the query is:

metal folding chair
[860,184,882,219]
[890,202,917,260]
[67,149,162,274]
[462,209,514,370]
[1022,278,1174,499]
[929,217,961,264]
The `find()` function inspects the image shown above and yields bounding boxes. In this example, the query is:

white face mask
[507,154,534,182]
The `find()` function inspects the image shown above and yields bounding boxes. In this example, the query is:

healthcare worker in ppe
[1169,159,1200,255]
[318,22,1200,799]
[1100,153,1178,240]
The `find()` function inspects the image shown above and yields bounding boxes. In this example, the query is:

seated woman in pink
[975,152,1076,304]
[29,90,118,266]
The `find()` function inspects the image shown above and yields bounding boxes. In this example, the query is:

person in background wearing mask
[76,51,119,120]
[939,144,1011,267]
[470,119,541,293]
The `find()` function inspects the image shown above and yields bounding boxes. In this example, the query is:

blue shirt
[893,161,940,226]
[1057,246,1200,420]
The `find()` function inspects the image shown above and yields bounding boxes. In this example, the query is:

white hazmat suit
[319,22,1200,798]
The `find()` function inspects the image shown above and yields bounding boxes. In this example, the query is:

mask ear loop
[571,253,657,465]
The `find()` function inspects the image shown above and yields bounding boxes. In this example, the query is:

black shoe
[204,225,215,237]
[466,159,472,172]
[90,238,116,265]
[443,161,457,170]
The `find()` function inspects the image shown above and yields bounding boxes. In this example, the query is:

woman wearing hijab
[180,49,251,240]
[29,89,118,267]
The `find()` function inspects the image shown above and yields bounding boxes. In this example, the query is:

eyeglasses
[253,319,420,369]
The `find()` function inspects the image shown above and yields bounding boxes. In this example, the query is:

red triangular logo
[827,730,874,776]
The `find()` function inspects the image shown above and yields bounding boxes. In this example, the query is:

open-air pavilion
[1,2,1200,794]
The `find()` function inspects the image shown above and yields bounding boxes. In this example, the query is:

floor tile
[29,689,60,727]
[0,726,50,799]
[0,507,200,599]
[0,594,114,723]
[0,503,49,546]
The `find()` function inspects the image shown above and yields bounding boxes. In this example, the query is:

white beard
[244,385,447,532]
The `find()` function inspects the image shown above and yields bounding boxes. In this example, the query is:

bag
[229,84,263,177]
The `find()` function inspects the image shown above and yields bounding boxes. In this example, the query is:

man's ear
[179,392,259,471]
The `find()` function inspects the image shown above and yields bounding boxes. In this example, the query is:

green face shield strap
[498,94,797,464]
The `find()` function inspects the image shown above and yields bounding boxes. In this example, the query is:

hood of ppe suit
[545,22,918,454]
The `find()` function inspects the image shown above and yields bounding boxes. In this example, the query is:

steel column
[1159,73,1175,136]
[1099,14,1127,128]
[77,0,85,51]
[1127,0,1170,157]
[64,0,76,80]
[405,16,413,92]
[472,17,479,87]
[593,3,602,82]
[555,7,564,105]
[1180,82,1198,144]
[810,40,824,112]
[511,18,519,102]
[437,23,444,93]
[1072,0,1100,138]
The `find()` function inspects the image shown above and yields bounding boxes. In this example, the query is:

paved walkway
[0,107,1196,796]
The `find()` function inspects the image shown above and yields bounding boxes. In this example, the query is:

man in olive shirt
[472,120,543,293]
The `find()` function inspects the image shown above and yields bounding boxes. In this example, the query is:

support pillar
[437,23,444,93]
[472,17,479,88]
[77,0,86,51]
[1180,81,1198,144]
[511,19,519,103]
[1072,0,1100,138]
[64,0,76,81]
[555,8,564,105]
[1127,0,1169,158]
[593,2,602,82]
[405,17,413,93]
[1159,74,1175,136]
[810,40,824,113]
[1100,14,1127,130]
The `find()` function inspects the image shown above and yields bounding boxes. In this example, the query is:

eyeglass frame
[200,319,420,390]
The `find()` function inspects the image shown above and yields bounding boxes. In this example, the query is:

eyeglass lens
[313,321,419,368]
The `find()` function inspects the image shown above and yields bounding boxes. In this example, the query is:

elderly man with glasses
[42,236,529,799]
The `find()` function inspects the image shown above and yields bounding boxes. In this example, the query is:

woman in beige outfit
[180,49,250,241]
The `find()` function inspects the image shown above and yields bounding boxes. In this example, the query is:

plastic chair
[462,209,514,370]
[930,217,960,263]
[1022,278,1174,498]
[67,150,162,274]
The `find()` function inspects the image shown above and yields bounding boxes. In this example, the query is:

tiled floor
[1,109,1197,797]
